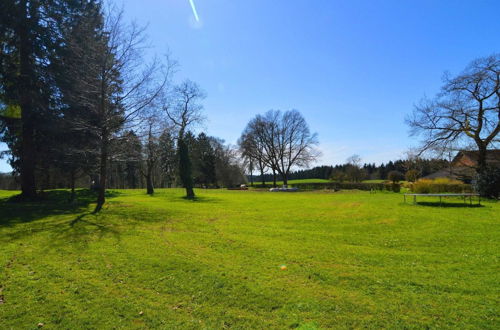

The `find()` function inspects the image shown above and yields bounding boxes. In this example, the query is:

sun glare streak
[189,0,200,22]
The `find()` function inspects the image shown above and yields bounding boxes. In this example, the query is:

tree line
[251,155,449,184]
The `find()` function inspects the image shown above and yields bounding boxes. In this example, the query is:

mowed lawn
[0,189,498,329]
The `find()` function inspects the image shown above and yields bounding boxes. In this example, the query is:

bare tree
[165,80,205,199]
[240,110,319,186]
[139,117,161,195]
[345,154,366,182]
[238,127,268,186]
[66,6,172,212]
[346,154,362,168]
[407,54,500,173]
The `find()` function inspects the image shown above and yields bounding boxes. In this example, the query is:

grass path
[0,189,498,329]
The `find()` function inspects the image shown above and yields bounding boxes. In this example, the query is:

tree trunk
[94,135,108,213]
[178,137,195,199]
[146,170,154,195]
[69,170,76,202]
[18,0,37,200]
[282,173,288,186]
[477,144,487,174]
[272,169,277,187]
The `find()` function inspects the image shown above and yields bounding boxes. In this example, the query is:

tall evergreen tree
[0,0,87,199]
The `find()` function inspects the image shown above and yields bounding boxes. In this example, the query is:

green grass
[362,179,387,183]
[0,189,499,329]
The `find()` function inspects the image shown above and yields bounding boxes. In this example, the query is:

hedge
[409,179,472,194]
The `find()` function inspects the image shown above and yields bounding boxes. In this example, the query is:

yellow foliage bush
[410,178,471,193]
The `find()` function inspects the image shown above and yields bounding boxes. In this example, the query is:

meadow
[0,188,498,329]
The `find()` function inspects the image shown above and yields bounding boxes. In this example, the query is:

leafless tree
[139,116,162,195]
[407,54,500,173]
[165,79,205,198]
[238,127,268,186]
[345,154,365,182]
[63,6,173,212]
[346,154,362,168]
[240,110,319,186]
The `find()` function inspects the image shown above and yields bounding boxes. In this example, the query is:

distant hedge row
[253,182,401,192]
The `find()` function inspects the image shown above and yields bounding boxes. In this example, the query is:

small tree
[345,155,366,182]
[388,170,405,183]
[477,167,500,198]
[165,80,205,199]
[330,171,347,182]
[405,169,420,183]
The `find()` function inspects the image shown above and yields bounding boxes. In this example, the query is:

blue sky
[1,0,499,172]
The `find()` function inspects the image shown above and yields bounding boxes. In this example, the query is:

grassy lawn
[0,189,498,329]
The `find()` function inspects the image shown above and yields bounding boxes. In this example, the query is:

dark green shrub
[388,171,405,183]
[391,183,401,193]
[405,169,420,183]
[477,167,500,198]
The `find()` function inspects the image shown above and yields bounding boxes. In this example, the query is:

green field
[0,189,499,329]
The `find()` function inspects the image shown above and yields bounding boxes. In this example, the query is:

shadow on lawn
[0,190,124,247]
[182,195,223,203]
[0,189,120,227]
[416,201,484,208]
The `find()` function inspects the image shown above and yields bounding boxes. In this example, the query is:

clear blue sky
[1,0,499,172]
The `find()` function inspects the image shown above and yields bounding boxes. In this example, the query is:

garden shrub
[391,183,401,193]
[388,171,405,183]
[405,169,420,182]
[476,167,500,198]
[410,178,471,193]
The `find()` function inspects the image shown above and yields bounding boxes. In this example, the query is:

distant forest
[252,158,449,183]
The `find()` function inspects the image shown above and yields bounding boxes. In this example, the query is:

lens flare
[189,0,200,22]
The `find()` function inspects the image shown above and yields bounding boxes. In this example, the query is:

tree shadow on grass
[153,192,223,204]
[181,195,223,203]
[0,191,123,248]
[47,212,122,249]
[416,201,484,208]
[0,189,121,227]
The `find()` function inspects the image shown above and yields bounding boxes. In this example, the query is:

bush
[410,178,471,193]
[405,169,419,183]
[477,167,500,198]
[388,171,404,183]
